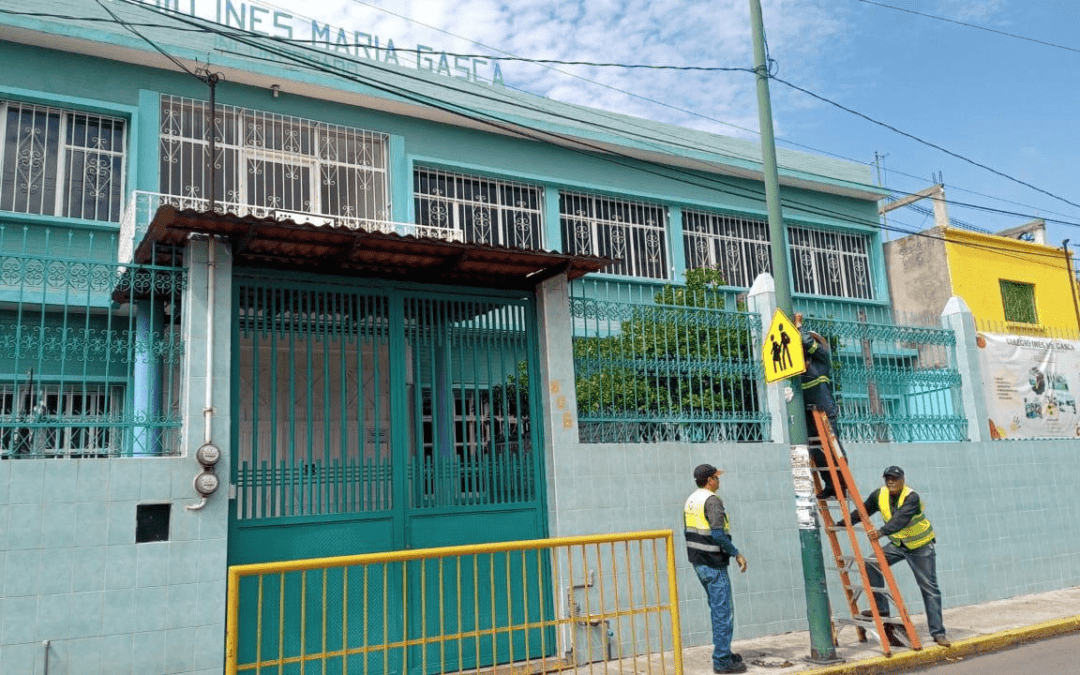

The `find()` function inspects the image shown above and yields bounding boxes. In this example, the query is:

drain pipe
[188,237,217,511]
[43,640,50,675]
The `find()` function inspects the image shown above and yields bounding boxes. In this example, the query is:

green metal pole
[747,0,837,662]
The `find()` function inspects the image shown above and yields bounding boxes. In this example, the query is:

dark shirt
[800,330,836,419]
[848,487,922,539]
[704,494,740,558]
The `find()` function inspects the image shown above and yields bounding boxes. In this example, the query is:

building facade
[3,2,1079,675]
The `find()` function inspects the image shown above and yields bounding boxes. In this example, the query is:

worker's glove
[784,386,794,403]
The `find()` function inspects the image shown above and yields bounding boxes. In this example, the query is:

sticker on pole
[762,309,806,383]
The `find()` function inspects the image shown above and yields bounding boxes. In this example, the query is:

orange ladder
[809,409,922,656]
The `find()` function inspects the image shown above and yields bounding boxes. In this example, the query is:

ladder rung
[838,578,889,587]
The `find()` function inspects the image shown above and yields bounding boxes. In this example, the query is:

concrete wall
[0,239,233,675]
[536,435,1080,647]
[884,226,953,322]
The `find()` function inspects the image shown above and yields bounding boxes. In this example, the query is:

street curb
[794,615,1080,674]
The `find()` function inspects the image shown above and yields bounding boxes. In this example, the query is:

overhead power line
[853,0,1080,55]
[9,7,1076,230]
[770,76,1080,211]
[26,0,1080,265]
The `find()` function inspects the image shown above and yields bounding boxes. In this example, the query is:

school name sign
[141,0,505,85]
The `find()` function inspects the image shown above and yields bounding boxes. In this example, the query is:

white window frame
[560,191,668,279]
[413,168,545,248]
[789,226,874,299]
[0,100,127,222]
[159,95,391,224]
[682,209,772,287]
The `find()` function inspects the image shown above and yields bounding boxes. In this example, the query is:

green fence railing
[0,233,186,458]
[570,272,769,444]
[798,312,967,443]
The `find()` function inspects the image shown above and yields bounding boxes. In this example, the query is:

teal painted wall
[547,437,1080,646]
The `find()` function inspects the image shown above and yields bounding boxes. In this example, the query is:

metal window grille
[159,95,390,223]
[1000,280,1038,324]
[0,383,123,457]
[414,168,544,248]
[790,226,874,299]
[682,210,772,287]
[560,192,668,279]
[0,100,126,222]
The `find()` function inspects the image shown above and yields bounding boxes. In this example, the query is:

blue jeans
[865,541,945,637]
[694,564,735,669]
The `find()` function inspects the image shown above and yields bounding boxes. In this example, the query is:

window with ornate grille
[682,210,772,287]
[1000,279,1037,324]
[789,226,874,299]
[0,383,123,457]
[413,168,544,248]
[0,100,126,222]
[560,192,668,279]
[159,95,390,224]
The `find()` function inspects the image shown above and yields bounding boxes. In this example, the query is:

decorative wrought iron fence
[570,272,769,444]
[0,228,185,457]
[798,309,966,443]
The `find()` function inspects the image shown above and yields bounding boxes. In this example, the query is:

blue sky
[183,0,1080,248]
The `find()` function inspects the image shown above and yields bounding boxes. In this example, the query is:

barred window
[1000,280,1037,324]
[0,100,126,221]
[560,192,668,279]
[682,210,772,287]
[160,95,390,223]
[1,383,124,457]
[789,226,874,299]
[414,168,544,248]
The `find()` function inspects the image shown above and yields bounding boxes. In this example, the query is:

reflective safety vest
[879,485,935,549]
[684,488,731,568]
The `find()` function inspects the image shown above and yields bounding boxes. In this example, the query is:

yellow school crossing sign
[762,309,806,383]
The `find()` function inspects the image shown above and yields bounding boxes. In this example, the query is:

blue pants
[865,541,945,638]
[694,564,735,669]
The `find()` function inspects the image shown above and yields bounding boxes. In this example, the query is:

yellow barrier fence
[226,530,684,675]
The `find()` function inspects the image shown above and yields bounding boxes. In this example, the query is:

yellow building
[883,188,1080,335]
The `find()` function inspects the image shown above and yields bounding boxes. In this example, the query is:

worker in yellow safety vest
[684,464,748,674]
[843,465,951,647]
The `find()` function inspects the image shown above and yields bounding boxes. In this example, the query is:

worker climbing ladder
[808,408,923,656]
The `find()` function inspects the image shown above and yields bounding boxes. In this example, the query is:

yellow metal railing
[226,530,684,675]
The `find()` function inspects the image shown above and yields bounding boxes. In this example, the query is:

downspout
[1063,239,1080,334]
[187,238,217,511]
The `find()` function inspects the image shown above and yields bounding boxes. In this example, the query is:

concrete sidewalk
[682,587,1080,674]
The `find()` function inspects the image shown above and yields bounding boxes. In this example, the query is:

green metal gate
[228,271,549,672]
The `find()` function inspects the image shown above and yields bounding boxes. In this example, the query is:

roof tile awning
[135,206,614,290]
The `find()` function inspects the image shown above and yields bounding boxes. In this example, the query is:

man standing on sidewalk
[845,465,952,647]
[684,464,749,673]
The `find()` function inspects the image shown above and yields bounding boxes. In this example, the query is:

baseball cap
[693,464,722,482]
[882,465,905,479]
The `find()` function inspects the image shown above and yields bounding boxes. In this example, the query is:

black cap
[694,464,721,483]
[883,465,905,479]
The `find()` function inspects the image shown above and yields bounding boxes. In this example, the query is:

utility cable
[853,0,1080,55]
[770,75,1080,211]
[78,2,1080,267]
[12,5,1077,228]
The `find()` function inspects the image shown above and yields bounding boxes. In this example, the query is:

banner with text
[978,332,1080,440]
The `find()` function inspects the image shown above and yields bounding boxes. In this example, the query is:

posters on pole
[978,332,1080,440]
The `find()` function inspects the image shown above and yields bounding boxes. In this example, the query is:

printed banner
[978,332,1080,439]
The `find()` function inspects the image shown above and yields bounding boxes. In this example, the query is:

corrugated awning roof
[134,206,614,290]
